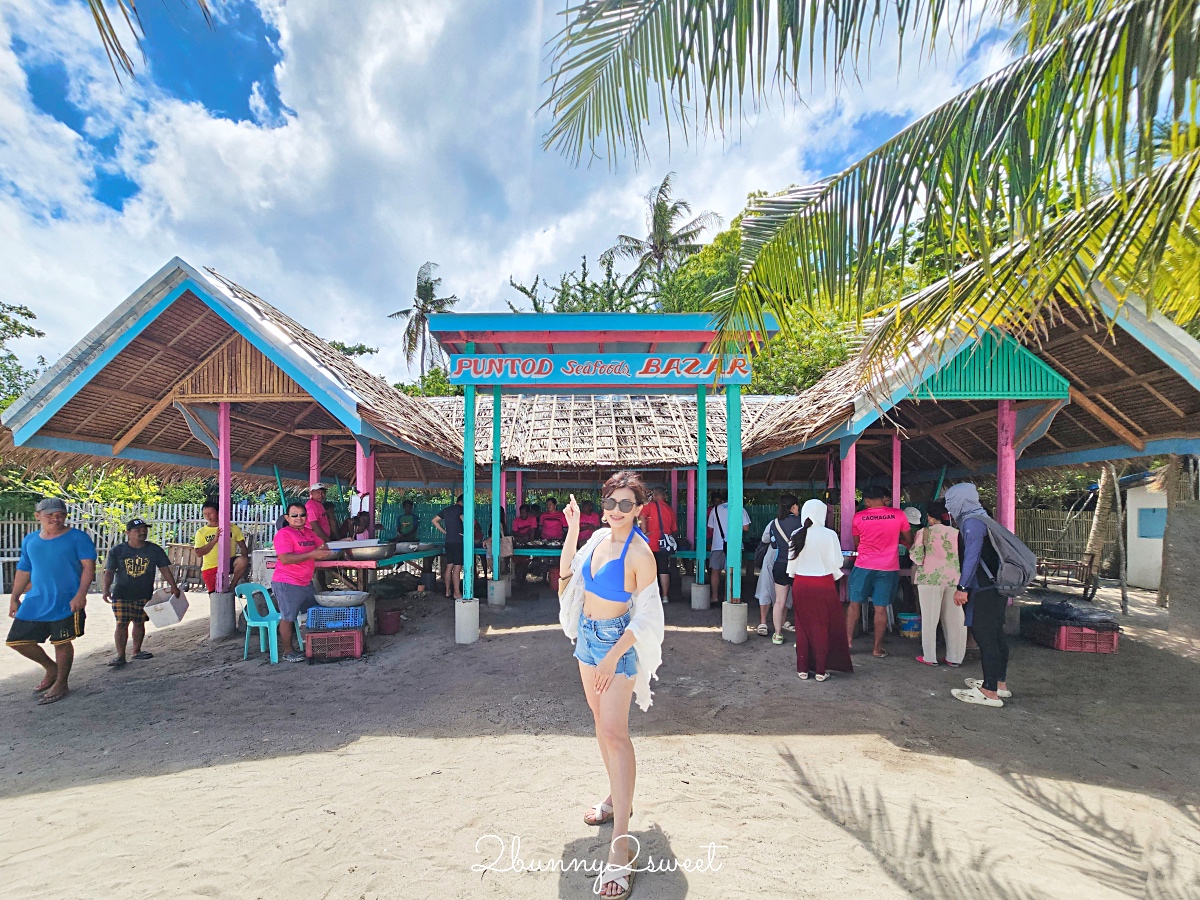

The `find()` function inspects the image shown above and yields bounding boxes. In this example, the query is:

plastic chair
[237,583,283,664]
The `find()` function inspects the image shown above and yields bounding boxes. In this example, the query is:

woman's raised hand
[564,494,581,529]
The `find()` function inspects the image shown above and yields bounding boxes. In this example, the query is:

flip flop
[107,658,126,668]
[872,649,889,658]
[585,801,613,826]
[133,651,154,660]
[964,678,1012,699]
[915,656,937,666]
[33,674,57,693]
[37,690,69,706]
[951,686,1003,707]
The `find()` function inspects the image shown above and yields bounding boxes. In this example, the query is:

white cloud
[0,0,1014,383]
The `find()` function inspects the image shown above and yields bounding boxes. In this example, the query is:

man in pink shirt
[273,501,334,662]
[538,497,568,542]
[848,486,912,657]
[304,483,332,542]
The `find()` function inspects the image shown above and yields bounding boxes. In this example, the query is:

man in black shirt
[102,518,182,667]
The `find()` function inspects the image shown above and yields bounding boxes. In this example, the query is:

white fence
[1,502,285,590]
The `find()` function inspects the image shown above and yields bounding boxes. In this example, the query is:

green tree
[545,0,1200,373]
[395,367,463,397]
[328,340,378,359]
[601,172,720,290]
[506,276,552,313]
[749,326,851,395]
[653,219,742,312]
[552,255,647,312]
[0,302,45,412]
[389,262,458,377]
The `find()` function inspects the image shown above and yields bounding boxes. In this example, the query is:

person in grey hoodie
[944,483,1010,708]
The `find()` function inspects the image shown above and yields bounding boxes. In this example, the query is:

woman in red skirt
[786,499,853,681]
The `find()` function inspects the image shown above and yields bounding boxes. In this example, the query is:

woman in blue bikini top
[559,471,658,898]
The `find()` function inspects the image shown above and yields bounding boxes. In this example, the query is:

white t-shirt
[707,503,751,552]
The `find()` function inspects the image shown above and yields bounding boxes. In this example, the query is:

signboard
[447,354,751,386]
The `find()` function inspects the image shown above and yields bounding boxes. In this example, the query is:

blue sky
[0,0,1010,381]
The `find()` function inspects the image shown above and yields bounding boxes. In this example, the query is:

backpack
[965,513,1038,597]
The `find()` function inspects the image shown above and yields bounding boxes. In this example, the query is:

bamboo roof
[0,259,460,487]
[429,394,788,469]
[742,303,1200,482]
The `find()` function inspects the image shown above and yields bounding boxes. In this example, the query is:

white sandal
[797,671,809,680]
[596,861,635,899]
[964,678,1012,698]
[814,673,830,682]
[951,686,1004,707]
[756,624,769,636]
[584,800,613,826]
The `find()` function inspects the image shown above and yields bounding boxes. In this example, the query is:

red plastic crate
[1024,617,1118,653]
[304,629,364,663]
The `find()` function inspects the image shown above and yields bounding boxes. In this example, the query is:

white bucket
[147,588,189,628]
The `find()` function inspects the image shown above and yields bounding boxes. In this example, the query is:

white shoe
[964,678,1012,698]
[951,686,1004,707]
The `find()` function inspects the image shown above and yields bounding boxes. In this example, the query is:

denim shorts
[848,566,899,607]
[573,610,638,677]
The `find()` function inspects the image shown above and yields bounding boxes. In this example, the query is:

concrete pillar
[722,600,748,642]
[691,582,711,609]
[455,599,479,644]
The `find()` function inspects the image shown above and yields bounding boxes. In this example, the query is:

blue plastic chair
[237,583,285,664]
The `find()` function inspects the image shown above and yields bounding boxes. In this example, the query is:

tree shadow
[558,823,689,899]
[779,749,1043,900]
[999,773,1200,900]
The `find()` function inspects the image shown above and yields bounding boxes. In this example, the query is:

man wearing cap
[7,498,97,705]
[103,518,182,668]
[305,484,333,543]
[193,502,249,593]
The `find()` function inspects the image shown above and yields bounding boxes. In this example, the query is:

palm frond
[87,1,213,81]
[724,0,1200,346]
[542,0,969,164]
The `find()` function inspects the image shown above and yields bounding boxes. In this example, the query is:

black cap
[126,518,149,530]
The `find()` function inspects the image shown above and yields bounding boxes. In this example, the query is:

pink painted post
[309,434,321,486]
[217,402,232,593]
[840,441,857,551]
[355,440,375,537]
[670,468,678,515]
[997,400,1017,530]
[515,471,524,509]
[686,469,696,543]
[891,432,902,507]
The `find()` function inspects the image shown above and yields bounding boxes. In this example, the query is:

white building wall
[1126,485,1167,590]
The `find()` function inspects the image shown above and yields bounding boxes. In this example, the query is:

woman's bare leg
[578,661,614,818]
[595,673,637,895]
[773,582,789,634]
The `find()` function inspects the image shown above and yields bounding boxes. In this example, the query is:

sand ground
[1,578,1198,900]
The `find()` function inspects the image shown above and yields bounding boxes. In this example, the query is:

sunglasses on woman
[601,498,637,513]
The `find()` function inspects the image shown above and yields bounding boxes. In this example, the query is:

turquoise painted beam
[491,384,502,583]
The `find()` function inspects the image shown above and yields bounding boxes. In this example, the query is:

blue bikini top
[582,528,645,603]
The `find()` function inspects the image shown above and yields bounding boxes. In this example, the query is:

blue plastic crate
[305,605,366,631]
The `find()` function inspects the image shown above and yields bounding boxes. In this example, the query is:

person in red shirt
[538,497,568,542]
[639,486,678,602]
[577,500,602,542]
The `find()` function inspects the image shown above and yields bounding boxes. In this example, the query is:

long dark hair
[777,493,798,522]
[789,514,816,559]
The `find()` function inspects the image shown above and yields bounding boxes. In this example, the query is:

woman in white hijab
[786,499,853,681]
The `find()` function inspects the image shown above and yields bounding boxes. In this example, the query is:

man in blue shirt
[6,498,97,705]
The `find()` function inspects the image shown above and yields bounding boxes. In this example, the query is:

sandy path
[0,583,1197,899]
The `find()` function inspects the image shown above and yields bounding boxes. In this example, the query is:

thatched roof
[0,259,460,487]
[429,394,788,469]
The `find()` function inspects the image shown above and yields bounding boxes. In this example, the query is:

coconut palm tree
[601,172,721,289]
[86,1,213,80]
[544,0,1200,364]
[389,262,458,377]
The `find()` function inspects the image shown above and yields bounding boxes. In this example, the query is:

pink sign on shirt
[273,525,322,586]
[851,507,910,571]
